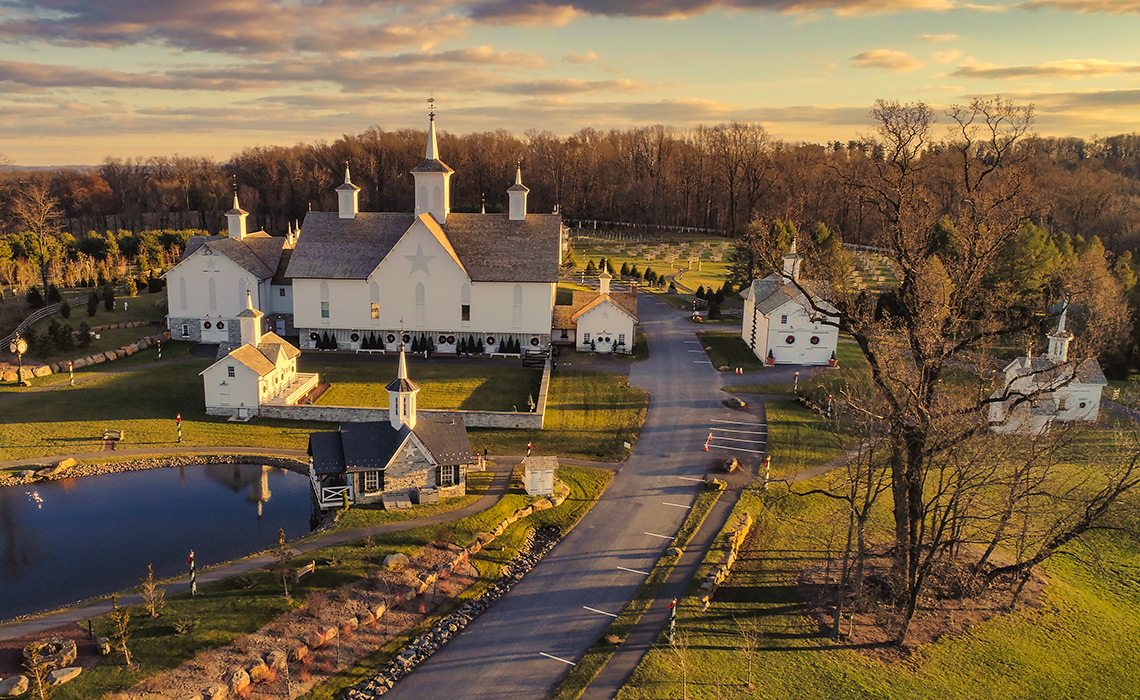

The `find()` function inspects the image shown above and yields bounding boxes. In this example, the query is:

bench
[102,429,124,441]
[290,561,316,582]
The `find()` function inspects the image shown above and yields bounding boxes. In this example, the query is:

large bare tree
[12,180,63,296]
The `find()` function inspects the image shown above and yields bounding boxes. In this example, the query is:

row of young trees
[743,98,1140,645]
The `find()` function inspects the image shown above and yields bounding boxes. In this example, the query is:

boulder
[475,532,495,545]
[383,553,410,571]
[342,617,359,634]
[247,660,270,683]
[124,344,135,355]
[95,636,111,655]
[114,349,125,359]
[31,364,52,377]
[49,363,61,374]
[289,644,309,662]
[228,668,250,693]
[1,370,16,382]
[531,499,553,511]
[203,684,227,700]
[103,351,116,362]
[0,676,29,697]
[72,358,88,369]
[266,650,288,672]
[322,626,338,643]
[306,631,326,649]
[91,354,105,364]
[47,667,82,686]
[55,457,77,470]
[668,546,683,557]
[373,602,387,620]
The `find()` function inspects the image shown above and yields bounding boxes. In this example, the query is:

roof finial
[232,174,239,208]
[481,192,485,215]
[515,162,523,186]
[344,160,351,185]
[246,288,254,311]
[428,95,436,121]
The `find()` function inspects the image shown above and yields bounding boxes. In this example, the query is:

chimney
[336,164,360,219]
[226,192,249,241]
[508,165,529,221]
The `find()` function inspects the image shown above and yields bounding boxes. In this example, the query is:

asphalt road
[385,296,789,699]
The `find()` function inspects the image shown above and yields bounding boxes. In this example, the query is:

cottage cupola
[226,191,249,241]
[508,165,529,221]
[386,345,420,430]
[336,164,361,219]
[411,100,453,223]
[782,237,802,282]
[598,271,612,295]
[237,289,264,347]
[1047,304,1073,363]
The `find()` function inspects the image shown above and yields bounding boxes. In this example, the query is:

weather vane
[428,95,436,120]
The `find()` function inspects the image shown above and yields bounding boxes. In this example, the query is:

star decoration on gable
[405,245,435,276]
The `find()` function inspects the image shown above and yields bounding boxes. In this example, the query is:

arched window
[208,277,217,312]
[461,283,471,326]
[320,281,330,319]
[415,283,426,326]
[432,185,443,212]
[418,186,427,212]
[512,284,523,328]
[370,281,380,322]
[178,277,187,311]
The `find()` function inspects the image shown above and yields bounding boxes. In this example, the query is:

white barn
[989,308,1107,434]
[166,195,295,344]
[286,114,563,355]
[741,241,838,366]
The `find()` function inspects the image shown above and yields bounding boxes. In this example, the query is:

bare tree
[273,528,293,599]
[669,631,691,700]
[137,562,166,618]
[11,180,63,295]
[733,617,762,690]
[109,596,133,668]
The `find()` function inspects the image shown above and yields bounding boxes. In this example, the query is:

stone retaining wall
[698,513,753,611]
[0,453,309,489]
[0,329,171,383]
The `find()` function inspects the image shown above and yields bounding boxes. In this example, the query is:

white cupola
[225,191,249,241]
[336,164,361,219]
[1047,304,1073,363]
[236,289,264,347]
[782,237,802,282]
[598,271,612,295]
[508,165,529,221]
[386,345,420,430]
[411,102,454,223]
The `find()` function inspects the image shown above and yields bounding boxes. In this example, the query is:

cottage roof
[226,344,276,376]
[1003,356,1107,387]
[259,332,301,360]
[286,211,560,283]
[308,416,471,476]
[745,275,834,317]
[553,289,638,329]
[200,332,299,379]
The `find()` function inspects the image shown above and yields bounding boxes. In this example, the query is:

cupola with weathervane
[237,289,263,347]
[226,188,249,241]
[508,164,529,221]
[337,163,361,219]
[782,237,802,282]
[411,98,453,223]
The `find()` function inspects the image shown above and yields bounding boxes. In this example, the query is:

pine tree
[598,257,607,274]
[47,284,61,304]
[26,286,44,309]
[77,322,92,348]
[109,596,133,668]
[620,262,630,277]
[86,291,99,317]
[59,298,71,318]
[696,285,706,299]
[23,642,51,700]
[125,278,137,297]
[630,264,640,279]
[585,259,597,275]
[102,283,115,311]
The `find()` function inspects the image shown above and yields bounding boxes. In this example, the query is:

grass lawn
[557,281,596,305]
[0,341,195,395]
[616,425,1140,700]
[44,464,612,700]
[0,355,326,464]
[695,330,765,372]
[764,399,852,479]
[308,356,543,412]
[469,370,648,461]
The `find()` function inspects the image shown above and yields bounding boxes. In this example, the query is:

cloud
[564,51,599,63]
[1005,87,1140,109]
[920,32,960,41]
[931,49,962,63]
[1021,0,1140,12]
[850,49,925,71]
[953,58,1140,79]
[489,78,652,95]
[0,60,268,91]
[466,0,957,24]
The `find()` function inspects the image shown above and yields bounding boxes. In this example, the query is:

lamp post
[9,335,29,386]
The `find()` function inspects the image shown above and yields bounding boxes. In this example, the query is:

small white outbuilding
[522,456,557,496]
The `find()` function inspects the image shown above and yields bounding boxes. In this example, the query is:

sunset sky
[1,0,1137,166]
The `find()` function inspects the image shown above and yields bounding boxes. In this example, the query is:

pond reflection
[0,464,313,621]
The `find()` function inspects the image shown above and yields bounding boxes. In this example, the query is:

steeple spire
[411,96,454,222]
[336,159,360,219]
[508,162,529,221]
[386,343,420,430]
[426,96,439,160]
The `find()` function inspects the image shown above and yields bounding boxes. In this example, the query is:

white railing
[268,372,319,406]
[309,466,353,509]
[1,297,86,348]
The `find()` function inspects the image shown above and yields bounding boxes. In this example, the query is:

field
[308,355,543,412]
[470,370,648,461]
[569,233,733,297]
[615,417,1140,700]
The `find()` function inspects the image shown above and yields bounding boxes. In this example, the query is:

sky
[0,0,1138,166]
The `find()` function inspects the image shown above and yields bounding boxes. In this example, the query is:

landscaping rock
[531,498,553,511]
[203,685,227,700]
[384,552,410,571]
[668,546,683,557]
[605,634,622,645]
[72,358,88,369]
[228,668,250,693]
[31,364,52,377]
[1,370,16,382]
[91,354,105,364]
[47,667,82,686]
[95,636,111,655]
[114,349,125,359]
[55,457,77,470]
[0,676,28,697]
[103,351,116,362]
[373,602,388,620]
[343,616,360,634]
[247,660,270,683]
[289,644,309,662]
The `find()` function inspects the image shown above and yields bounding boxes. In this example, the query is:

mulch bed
[0,622,103,677]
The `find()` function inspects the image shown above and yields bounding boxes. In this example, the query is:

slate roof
[226,345,276,376]
[553,289,638,329]
[201,332,300,378]
[1003,356,1108,386]
[286,211,561,283]
[180,233,286,282]
[386,377,419,392]
[308,416,472,476]
[745,275,834,316]
[411,159,454,173]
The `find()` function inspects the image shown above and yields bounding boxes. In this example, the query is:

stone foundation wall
[259,404,543,429]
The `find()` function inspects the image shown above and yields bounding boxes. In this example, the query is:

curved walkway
[0,456,523,639]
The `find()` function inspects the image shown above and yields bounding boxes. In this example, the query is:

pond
[0,464,314,621]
